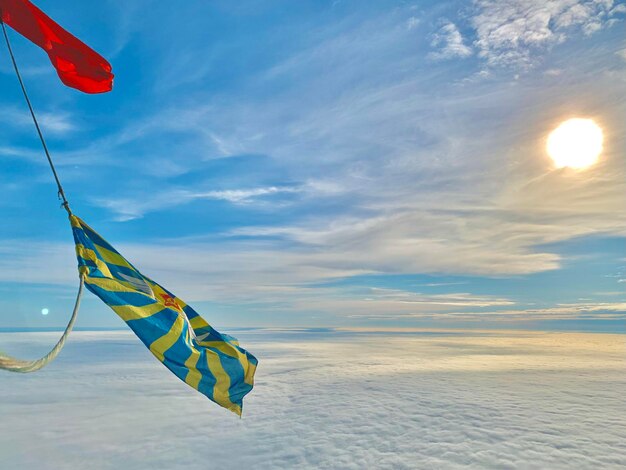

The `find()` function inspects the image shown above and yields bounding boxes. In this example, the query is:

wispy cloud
[406,16,420,31]
[0,1,624,329]
[0,145,42,161]
[417,282,468,287]
[12,2,623,286]
[94,185,302,221]
[366,288,514,307]
[427,1,625,69]
[470,0,625,68]
[2,235,622,326]
[347,302,626,321]
[0,106,77,134]
[430,22,473,59]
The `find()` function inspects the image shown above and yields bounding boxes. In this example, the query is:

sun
[547,118,603,169]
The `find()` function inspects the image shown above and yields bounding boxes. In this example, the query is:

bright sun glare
[547,118,603,169]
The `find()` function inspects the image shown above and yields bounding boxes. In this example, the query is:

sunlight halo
[547,118,603,169]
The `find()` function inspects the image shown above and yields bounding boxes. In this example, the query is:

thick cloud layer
[1,329,624,469]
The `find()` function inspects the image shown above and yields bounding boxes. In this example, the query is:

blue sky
[0,0,624,331]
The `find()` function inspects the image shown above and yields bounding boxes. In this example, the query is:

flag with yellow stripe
[70,215,257,415]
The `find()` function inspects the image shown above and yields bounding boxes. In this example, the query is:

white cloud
[192,187,300,203]
[406,16,420,31]
[94,185,301,221]
[0,107,77,134]
[417,282,468,287]
[366,288,514,307]
[0,145,42,161]
[1,330,624,469]
[85,75,625,289]
[1,62,624,316]
[350,302,626,321]
[1,1,624,327]
[471,0,625,67]
[38,112,77,134]
[430,22,473,59]
[0,236,623,324]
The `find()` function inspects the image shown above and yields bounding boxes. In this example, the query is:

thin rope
[0,276,84,372]
[0,16,82,373]
[0,17,71,215]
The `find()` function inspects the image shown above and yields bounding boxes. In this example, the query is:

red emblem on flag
[160,293,181,311]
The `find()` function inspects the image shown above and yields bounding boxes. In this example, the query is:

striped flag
[70,215,257,415]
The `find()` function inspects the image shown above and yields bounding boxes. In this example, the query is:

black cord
[1,18,71,214]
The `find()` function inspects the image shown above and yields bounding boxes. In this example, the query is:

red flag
[0,0,113,93]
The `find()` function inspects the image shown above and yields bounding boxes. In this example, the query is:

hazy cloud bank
[1,329,624,469]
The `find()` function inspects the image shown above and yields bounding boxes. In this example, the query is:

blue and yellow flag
[70,215,257,415]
